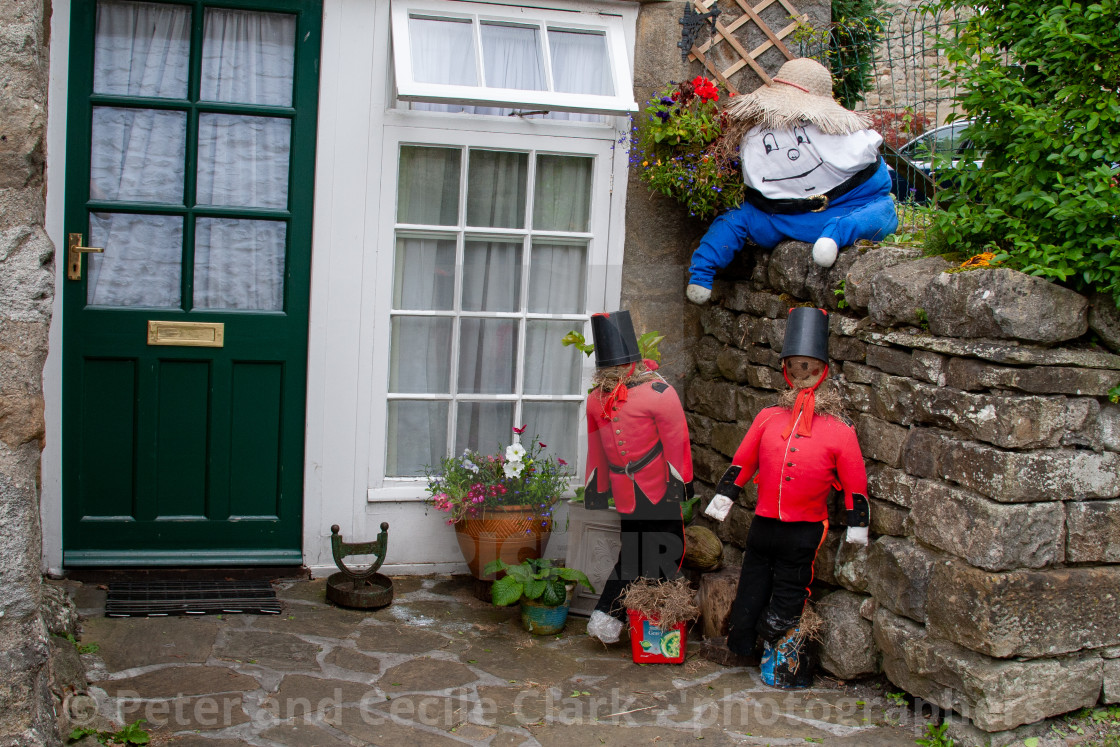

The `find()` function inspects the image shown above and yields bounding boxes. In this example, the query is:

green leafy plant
[629,77,744,220]
[834,279,849,309]
[59,632,100,655]
[828,0,887,108]
[915,721,954,747]
[561,329,665,363]
[885,691,907,706]
[425,427,572,525]
[69,719,150,745]
[483,557,594,607]
[931,0,1120,305]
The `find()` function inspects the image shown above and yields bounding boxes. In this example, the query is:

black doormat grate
[105,580,282,617]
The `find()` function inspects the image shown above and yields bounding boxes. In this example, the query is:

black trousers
[594,488,684,620]
[726,515,827,656]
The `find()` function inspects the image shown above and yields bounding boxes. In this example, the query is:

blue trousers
[689,160,898,289]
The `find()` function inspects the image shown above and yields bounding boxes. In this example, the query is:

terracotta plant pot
[453,505,552,580]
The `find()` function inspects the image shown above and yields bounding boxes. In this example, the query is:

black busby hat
[590,311,641,368]
[780,307,830,363]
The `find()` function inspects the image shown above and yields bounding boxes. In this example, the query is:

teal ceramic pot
[519,590,572,635]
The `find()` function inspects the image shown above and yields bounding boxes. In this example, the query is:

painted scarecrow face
[754,126,824,192]
[784,355,825,388]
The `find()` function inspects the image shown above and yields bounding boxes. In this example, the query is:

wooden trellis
[687,0,808,94]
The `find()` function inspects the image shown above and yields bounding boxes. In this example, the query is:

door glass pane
[90,107,186,204]
[398,146,462,226]
[394,236,455,310]
[548,29,613,96]
[201,8,296,106]
[467,150,527,228]
[533,155,592,232]
[94,0,191,99]
[87,212,182,307]
[523,320,582,395]
[409,16,478,86]
[455,401,514,456]
[458,318,517,394]
[522,401,579,469]
[528,240,587,313]
[196,114,291,209]
[463,239,521,312]
[389,317,453,393]
[387,401,448,477]
[193,218,286,310]
[480,22,545,91]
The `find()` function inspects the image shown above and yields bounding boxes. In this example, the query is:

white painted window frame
[367,121,625,502]
[390,0,638,114]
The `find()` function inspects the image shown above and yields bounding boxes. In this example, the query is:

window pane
[463,239,521,312]
[409,16,478,86]
[529,241,587,314]
[548,29,613,96]
[394,236,455,310]
[467,150,527,228]
[390,317,453,393]
[91,107,186,204]
[455,401,514,456]
[533,155,592,232]
[398,146,462,226]
[201,9,296,106]
[523,320,582,395]
[196,114,291,209]
[458,318,517,394]
[193,218,286,310]
[87,212,182,308]
[522,401,580,469]
[94,0,191,99]
[480,22,545,91]
[387,401,448,477]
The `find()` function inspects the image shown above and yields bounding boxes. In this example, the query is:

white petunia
[503,461,524,479]
[505,443,526,462]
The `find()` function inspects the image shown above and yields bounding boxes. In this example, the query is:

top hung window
[391,0,637,115]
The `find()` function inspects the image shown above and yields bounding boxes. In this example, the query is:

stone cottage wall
[686,240,1120,741]
[0,0,59,744]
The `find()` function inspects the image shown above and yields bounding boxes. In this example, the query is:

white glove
[812,237,839,268]
[704,494,734,522]
[845,526,869,546]
[686,284,712,305]
[587,610,623,643]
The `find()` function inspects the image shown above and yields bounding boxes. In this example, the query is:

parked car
[887,119,981,203]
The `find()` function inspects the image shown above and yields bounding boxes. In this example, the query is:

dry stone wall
[686,240,1120,741]
[0,0,58,744]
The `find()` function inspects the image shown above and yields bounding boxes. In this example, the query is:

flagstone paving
[63,576,925,746]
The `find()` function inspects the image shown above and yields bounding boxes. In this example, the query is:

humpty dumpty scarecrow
[582,311,694,644]
[705,307,870,687]
[686,58,897,305]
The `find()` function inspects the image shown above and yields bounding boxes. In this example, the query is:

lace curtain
[88,1,294,310]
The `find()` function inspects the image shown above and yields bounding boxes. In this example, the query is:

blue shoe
[760,640,776,686]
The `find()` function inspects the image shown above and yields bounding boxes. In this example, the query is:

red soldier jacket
[729,405,867,523]
[585,379,693,514]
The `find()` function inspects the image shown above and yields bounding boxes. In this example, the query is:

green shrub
[932,0,1120,305]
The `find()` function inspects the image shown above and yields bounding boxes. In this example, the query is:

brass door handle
[67,233,103,280]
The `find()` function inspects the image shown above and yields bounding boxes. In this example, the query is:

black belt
[608,442,664,478]
[741,159,881,215]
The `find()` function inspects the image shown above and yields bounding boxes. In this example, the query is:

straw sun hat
[724,58,869,135]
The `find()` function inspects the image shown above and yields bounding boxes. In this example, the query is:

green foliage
[829,0,887,108]
[932,0,1120,304]
[915,721,954,747]
[834,279,849,309]
[560,329,666,363]
[69,720,150,745]
[630,77,744,220]
[483,557,594,607]
[59,632,100,655]
[885,691,907,706]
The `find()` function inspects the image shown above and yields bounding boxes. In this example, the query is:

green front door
[62,0,321,566]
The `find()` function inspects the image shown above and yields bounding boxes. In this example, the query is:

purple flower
[655,110,671,122]
[659,96,675,105]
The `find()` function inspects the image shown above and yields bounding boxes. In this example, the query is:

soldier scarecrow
[583,311,694,644]
[686,58,897,305]
[705,307,869,687]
